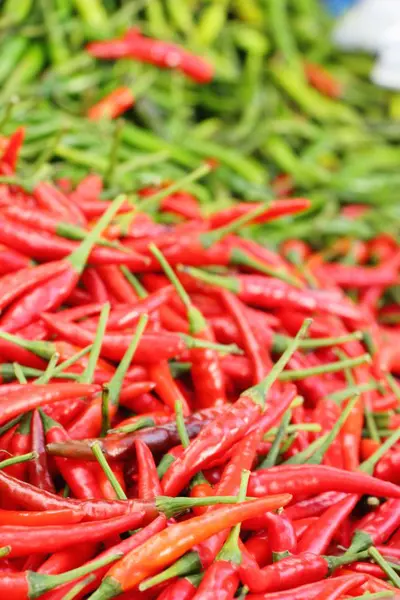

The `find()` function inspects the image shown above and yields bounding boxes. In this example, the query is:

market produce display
[0,0,400,599]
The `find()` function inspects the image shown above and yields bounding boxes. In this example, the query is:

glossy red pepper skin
[43,412,102,499]
[0,260,68,312]
[240,552,331,594]
[96,265,139,303]
[0,245,31,275]
[375,448,400,484]
[135,439,162,499]
[87,29,214,83]
[88,87,135,120]
[38,542,99,576]
[156,578,197,600]
[5,412,32,480]
[34,181,86,225]
[0,383,99,426]
[45,516,167,600]
[81,267,110,303]
[209,199,310,229]
[312,399,344,468]
[189,326,226,409]
[0,214,148,267]
[0,127,25,172]
[219,289,268,383]
[195,429,263,568]
[147,360,191,415]
[192,561,239,599]
[0,268,83,333]
[83,287,173,331]
[0,469,159,521]
[350,498,400,552]
[248,464,400,500]
[29,410,55,493]
[264,512,297,560]
[162,396,263,497]
[0,508,82,527]
[0,510,145,558]
[246,574,367,600]
[42,313,187,363]
[296,494,358,555]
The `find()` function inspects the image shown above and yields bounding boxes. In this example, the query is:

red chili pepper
[161,323,308,496]
[195,429,264,569]
[88,87,135,120]
[87,494,292,600]
[151,244,227,409]
[240,551,365,594]
[0,508,82,526]
[208,199,311,229]
[42,310,230,364]
[0,550,125,600]
[147,360,192,414]
[375,447,400,484]
[182,268,362,322]
[0,213,148,267]
[0,510,145,558]
[304,62,342,98]
[29,409,55,493]
[312,399,344,468]
[192,561,239,600]
[81,267,110,303]
[96,265,140,303]
[0,260,68,313]
[87,29,214,83]
[156,576,199,600]
[38,541,99,576]
[314,255,400,288]
[347,498,400,553]
[218,289,268,383]
[0,382,98,426]
[312,574,368,600]
[296,494,358,555]
[67,317,149,438]
[4,411,32,480]
[0,127,25,172]
[0,197,135,332]
[245,574,367,600]
[0,244,31,275]
[43,515,167,600]
[41,410,102,499]
[264,511,297,561]
[248,464,400,500]
[135,438,162,499]
[33,181,86,226]
[83,287,174,332]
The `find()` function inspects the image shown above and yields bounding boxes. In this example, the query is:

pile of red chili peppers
[0,130,400,600]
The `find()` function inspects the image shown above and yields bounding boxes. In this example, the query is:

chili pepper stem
[0,546,11,558]
[139,551,201,590]
[0,331,55,360]
[200,202,272,248]
[154,495,256,518]
[245,318,312,407]
[91,441,127,500]
[28,553,123,599]
[67,194,127,273]
[369,547,400,588]
[359,428,400,475]
[0,450,38,469]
